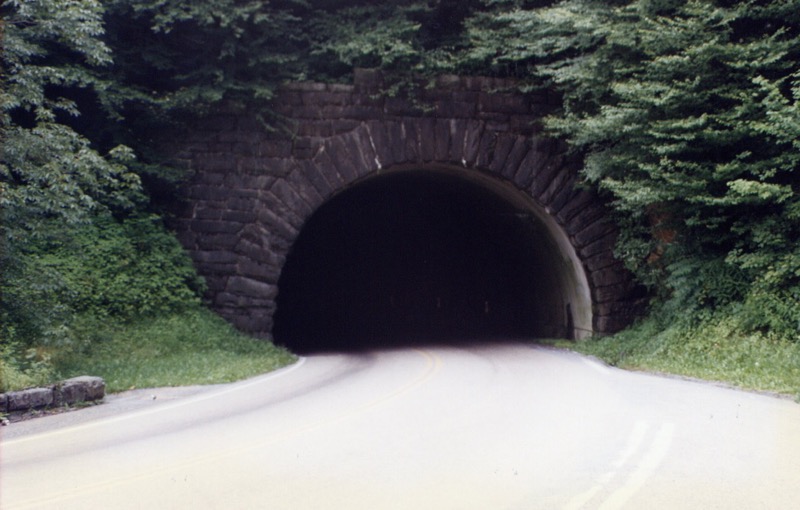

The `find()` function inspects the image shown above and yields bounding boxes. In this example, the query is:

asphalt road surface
[3,342,800,509]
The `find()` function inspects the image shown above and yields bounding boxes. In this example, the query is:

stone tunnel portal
[272,167,592,353]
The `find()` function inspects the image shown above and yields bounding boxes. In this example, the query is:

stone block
[7,388,54,411]
[417,118,437,162]
[447,119,469,164]
[567,203,607,235]
[594,300,640,318]
[297,160,334,199]
[326,138,359,182]
[509,115,539,135]
[294,121,333,138]
[283,81,327,92]
[499,136,530,180]
[193,220,243,235]
[312,144,345,188]
[195,233,240,251]
[225,196,257,211]
[55,376,105,405]
[479,92,530,115]
[188,185,226,201]
[583,251,620,272]
[194,207,222,221]
[226,277,278,299]
[594,314,632,334]
[529,159,561,199]
[574,220,617,248]
[195,153,234,172]
[435,74,462,89]
[547,176,579,215]
[453,91,480,104]
[237,259,280,282]
[197,172,226,185]
[302,91,352,107]
[220,210,257,223]
[461,120,485,167]
[215,292,274,308]
[331,119,360,133]
[385,97,416,116]
[260,141,293,159]
[592,280,636,304]
[353,68,384,92]
[342,129,376,176]
[475,129,498,169]
[556,190,597,224]
[363,121,390,169]
[579,234,617,259]
[272,179,313,219]
[0,393,7,413]
[538,158,569,206]
[256,207,298,240]
[434,119,452,162]
[286,169,325,211]
[590,265,630,287]
[512,148,546,189]
[193,250,239,265]
[488,133,516,174]
[385,121,407,166]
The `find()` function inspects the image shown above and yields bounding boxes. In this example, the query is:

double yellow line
[565,420,676,510]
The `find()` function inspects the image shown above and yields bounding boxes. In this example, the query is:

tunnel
[272,166,591,353]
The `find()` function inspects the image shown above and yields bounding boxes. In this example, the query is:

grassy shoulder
[551,312,800,401]
[2,308,296,394]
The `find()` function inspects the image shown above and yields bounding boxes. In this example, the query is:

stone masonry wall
[170,69,643,338]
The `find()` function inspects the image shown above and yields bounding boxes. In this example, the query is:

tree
[456,0,800,332]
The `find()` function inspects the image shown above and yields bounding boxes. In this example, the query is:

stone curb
[1,376,105,414]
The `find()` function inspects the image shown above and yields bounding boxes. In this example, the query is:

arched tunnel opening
[273,168,590,353]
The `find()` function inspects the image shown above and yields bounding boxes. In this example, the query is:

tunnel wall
[170,70,643,339]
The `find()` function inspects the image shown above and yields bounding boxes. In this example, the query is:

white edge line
[581,356,613,376]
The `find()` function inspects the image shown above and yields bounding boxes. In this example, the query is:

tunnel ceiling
[273,169,575,352]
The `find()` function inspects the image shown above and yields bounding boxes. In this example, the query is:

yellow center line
[565,420,649,510]
[599,423,675,510]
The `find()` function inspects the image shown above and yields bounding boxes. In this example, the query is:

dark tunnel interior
[272,169,570,353]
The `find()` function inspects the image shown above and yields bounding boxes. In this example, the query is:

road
[3,342,800,509]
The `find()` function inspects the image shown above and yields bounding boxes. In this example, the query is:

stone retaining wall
[1,376,105,415]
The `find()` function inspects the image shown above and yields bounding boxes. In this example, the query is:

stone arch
[172,75,641,343]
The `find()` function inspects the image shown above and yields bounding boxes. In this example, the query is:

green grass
[553,313,800,401]
[51,308,296,393]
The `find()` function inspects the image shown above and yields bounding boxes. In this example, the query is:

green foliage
[0,341,56,394]
[452,0,800,337]
[563,308,800,398]
[105,0,310,117]
[2,214,205,352]
[1,0,142,230]
[36,214,205,320]
[311,4,426,72]
[54,308,296,393]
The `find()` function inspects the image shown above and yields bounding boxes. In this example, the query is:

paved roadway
[3,342,800,509]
